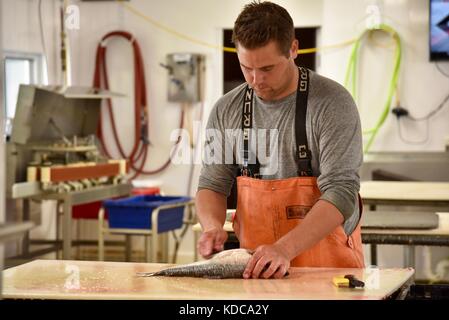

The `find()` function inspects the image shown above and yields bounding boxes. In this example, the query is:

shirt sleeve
[314,83,363,222]
[197,101,239,197]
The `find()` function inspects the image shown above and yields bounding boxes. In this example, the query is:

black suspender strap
[241,86,261,177]
[242,86,253,171]
[240,66,312,178]
[295,67,313,176]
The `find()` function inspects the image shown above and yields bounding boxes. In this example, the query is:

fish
[136,248,253,279]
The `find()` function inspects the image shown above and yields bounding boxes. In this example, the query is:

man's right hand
[198,228,228,258]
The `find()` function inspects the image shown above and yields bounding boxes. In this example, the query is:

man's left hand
[243,244,290,279]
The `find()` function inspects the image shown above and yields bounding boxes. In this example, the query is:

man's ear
[290,39,299,60]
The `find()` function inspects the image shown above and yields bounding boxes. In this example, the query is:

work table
[2,259,413,300]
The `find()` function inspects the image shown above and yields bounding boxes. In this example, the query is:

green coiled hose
[344,24,402,153]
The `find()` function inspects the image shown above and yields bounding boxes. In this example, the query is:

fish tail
[136,271,161,277]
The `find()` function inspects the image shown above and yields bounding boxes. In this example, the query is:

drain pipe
[423,246,449,282]
[422,246,439,282]
[422,213,449,282]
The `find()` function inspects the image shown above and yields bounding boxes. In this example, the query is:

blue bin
[103,195,190,232]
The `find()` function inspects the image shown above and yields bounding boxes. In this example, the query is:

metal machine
[6,85,132,261]
[361,151,449,182]
[7,85,128,197]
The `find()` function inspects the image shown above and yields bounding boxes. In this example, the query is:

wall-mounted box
[166,53,205,103]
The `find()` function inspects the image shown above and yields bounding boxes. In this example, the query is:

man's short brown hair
[232,1,295,57]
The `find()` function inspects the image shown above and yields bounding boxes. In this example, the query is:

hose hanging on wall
[344,24,402,153]
[93,31,184,179]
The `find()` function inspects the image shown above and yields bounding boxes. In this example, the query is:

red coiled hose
[93,31,183,179]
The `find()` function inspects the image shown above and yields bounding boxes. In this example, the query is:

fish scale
[138,264,247,279]
[136,248,253,279]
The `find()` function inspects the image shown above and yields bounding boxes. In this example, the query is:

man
[196,1,364,279]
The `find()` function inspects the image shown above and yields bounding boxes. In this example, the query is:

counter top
[2,259,414,300]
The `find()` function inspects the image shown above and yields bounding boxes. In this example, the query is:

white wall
[2,0,59,84]
[320,0,449,152]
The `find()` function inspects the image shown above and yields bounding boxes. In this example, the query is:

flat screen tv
[430,0,449,61]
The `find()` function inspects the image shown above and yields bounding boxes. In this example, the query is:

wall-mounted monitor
[430,0,449,61]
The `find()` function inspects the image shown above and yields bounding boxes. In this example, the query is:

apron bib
[233,67,364,268]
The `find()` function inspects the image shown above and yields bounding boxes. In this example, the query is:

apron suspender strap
[295,67,313,177]
[241,86,261,178]
[241,66,312,177]
[242,86,253,170]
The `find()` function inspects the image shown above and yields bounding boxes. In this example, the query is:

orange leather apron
[233,67,364,268]
[234,176,365,267]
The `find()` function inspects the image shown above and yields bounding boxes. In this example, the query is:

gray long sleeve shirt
[198,70,363,234]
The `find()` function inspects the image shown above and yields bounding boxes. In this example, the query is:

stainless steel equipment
[6,85,132,261]
[361,151,449,182]
[7,85,128,197]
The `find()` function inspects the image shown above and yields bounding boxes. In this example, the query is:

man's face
[236,40,298,101]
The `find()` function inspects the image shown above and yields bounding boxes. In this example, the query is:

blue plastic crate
[103,195,190,232]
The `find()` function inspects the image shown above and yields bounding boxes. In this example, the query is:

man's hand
[198,228,228,258]
[243,244,290,279]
